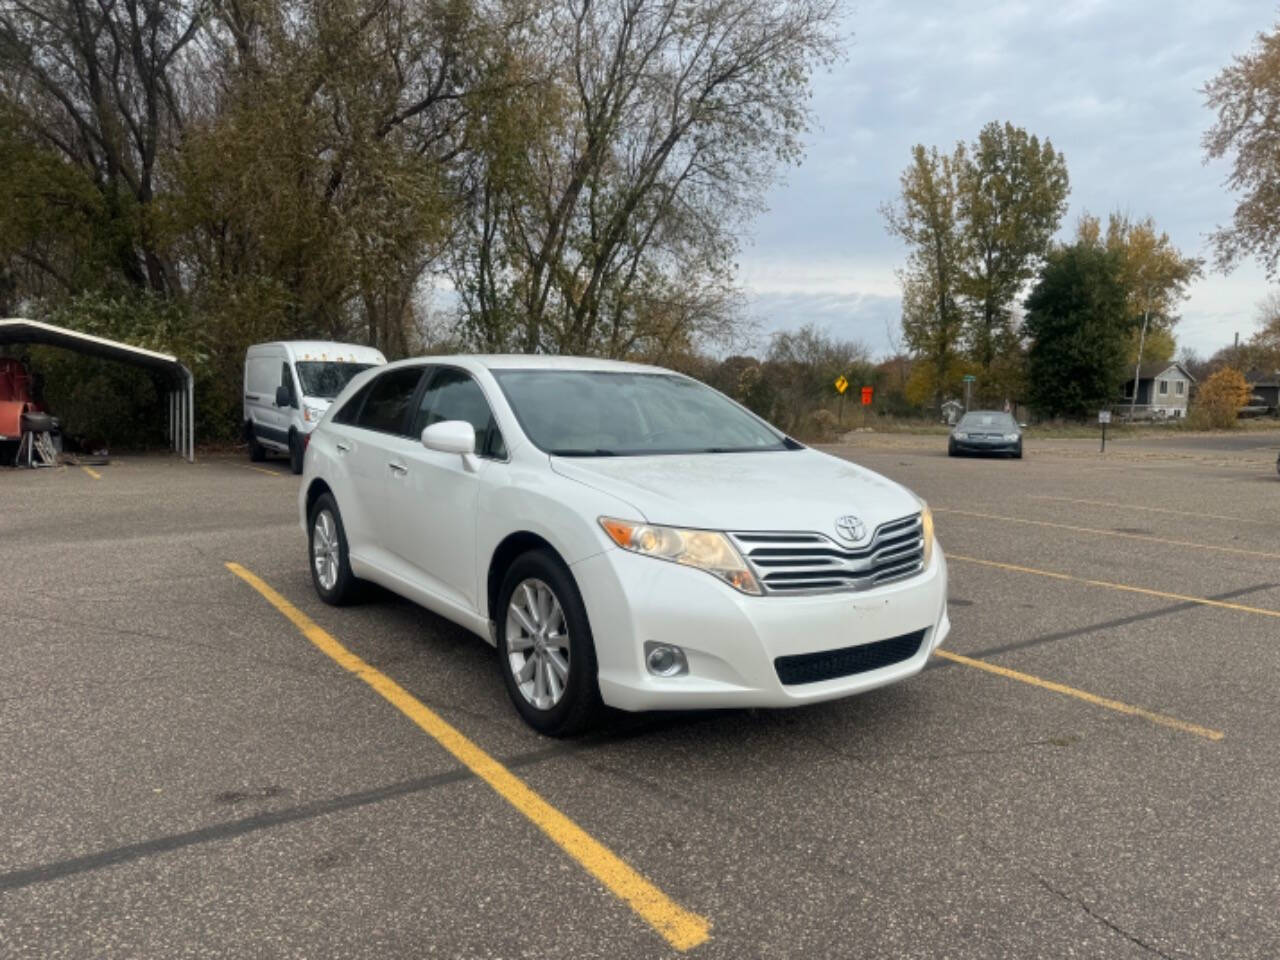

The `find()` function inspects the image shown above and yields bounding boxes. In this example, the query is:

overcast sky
[739,0,1273,360]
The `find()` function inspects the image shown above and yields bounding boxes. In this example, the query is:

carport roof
[0,317,189,386]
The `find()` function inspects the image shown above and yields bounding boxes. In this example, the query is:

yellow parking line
[82,466,101,480]
[937,508,1280,561]
[244,465,283,478]
[1027,495,1265,526]
[225,562,711,952]
[933,649,1224,741]
[949,554,1280,619]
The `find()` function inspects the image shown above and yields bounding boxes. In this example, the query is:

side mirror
[275,385,292,408]
[422,420,478,471]
[1018,422,1028,429]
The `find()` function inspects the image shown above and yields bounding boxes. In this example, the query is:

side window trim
[404,364,438,440]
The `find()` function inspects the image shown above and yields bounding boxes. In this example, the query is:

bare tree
[0,0,209,292]
[452,0,841,356]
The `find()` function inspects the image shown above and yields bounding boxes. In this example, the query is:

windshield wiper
[548,448,618,457]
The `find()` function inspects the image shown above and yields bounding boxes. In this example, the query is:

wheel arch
[305,477,333,519]
[487,531,565,625]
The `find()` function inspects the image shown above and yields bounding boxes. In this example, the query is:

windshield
[295,361,377,399]
[958,412,1017,430]
[492,370,794,456]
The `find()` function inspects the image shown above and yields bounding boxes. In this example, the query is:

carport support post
[186,371,194,462]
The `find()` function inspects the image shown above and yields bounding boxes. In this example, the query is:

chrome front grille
[730,513,925,595]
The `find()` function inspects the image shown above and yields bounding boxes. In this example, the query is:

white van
[244,341,386,473]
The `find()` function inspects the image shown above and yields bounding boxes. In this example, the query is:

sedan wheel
[506,578,571,711]
[497,549,601,736]
[312,509,340,592]
[307,492,362,605]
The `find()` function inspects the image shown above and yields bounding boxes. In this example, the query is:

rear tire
[308,493,362,605]
[496,549,602,736]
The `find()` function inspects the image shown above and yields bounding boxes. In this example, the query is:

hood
[551,448,922,534]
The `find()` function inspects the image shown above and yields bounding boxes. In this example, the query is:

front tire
[947,440,958,457]
[288,431,304,474]
[1013,441,1023,459]
[247,423,266,462]
[308,493,362,605]
[496,550,601,736]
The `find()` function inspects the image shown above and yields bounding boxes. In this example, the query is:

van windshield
[295,361,376,399]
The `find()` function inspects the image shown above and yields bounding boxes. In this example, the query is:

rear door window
[354,367,427,435]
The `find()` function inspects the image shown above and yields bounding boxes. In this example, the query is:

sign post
[1098,409,1111,452]
[834,375,848,425]
[962,374,976,412]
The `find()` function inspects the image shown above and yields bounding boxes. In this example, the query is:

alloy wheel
[312,509,340,591]
[505,578,570,711]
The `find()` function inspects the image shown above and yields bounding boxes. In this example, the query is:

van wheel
[308,493,362,605]
[247,424,266,462]
[288,431,304,474]
[496,550,601,736]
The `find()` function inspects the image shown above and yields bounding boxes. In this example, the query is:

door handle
[335,441,351,453]
[388,461,408,475]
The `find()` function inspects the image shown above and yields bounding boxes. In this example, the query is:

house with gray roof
[1118,361,1195,419]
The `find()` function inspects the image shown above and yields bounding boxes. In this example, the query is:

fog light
[644,641,688,678]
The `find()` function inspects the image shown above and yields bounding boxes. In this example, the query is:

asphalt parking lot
[3,430,1279,959]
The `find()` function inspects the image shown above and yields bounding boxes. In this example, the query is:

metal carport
[0,318,195,462]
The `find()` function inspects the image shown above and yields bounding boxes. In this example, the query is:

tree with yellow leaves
[1192,368,1252,429]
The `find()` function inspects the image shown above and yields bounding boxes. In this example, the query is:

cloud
[741,0,1272,359]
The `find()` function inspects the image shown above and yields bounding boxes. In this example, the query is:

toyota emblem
[834,514,867,543]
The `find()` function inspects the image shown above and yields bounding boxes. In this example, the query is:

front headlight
[920,504,935,569]
[599,517,762,595]
[303,403,326,423]
[1003,433,1019,442]
[953,431,968,439]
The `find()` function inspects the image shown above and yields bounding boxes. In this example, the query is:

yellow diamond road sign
[834,375,848,394]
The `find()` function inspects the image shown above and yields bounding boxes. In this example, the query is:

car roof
[961,410,1013,416]
[384,354,672,374]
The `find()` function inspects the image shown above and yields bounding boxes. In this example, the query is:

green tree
[883,145,967,412]
[1024,244,1130,419]
[1076,212,1201,407]
[1204,22,1280,276]
[1124,326,1176,369]
[957,122,1069,393]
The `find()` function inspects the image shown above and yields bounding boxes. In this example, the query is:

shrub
[1191,367,1251,429]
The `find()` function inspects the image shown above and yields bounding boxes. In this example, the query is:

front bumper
[952,437,1019,454]
[571,544,949,711]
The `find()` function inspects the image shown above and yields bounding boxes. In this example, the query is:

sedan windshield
[296,361,377,399]
[957,412,1017,431]
[492,370,794,456]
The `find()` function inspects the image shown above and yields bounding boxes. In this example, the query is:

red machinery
[0,357,59,466]
[0,356,37,441]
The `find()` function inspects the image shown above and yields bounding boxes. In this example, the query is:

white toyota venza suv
[299,356,949,735]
